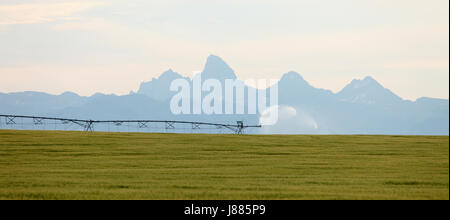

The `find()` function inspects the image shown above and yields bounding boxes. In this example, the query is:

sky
[0,0,448,100]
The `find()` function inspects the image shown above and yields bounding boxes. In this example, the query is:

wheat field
[0,130,448,200]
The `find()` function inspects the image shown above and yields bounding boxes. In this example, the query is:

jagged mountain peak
[348,76,383,89]
[281,71,307,81]
[338,76,402,104]
[137,69,187,101]
[279,71,312,88]
[202,54,236,80]
[158,69,182,80]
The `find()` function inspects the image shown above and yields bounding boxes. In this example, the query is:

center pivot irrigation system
[0,114,261,134]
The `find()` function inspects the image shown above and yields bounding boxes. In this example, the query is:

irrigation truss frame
[0,114,261,134]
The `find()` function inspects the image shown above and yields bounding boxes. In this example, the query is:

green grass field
[0,130,448,200]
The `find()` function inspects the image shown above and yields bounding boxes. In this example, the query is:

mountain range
[1,55,448,135]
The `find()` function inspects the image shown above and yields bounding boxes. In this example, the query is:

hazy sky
[0,0,448,100]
